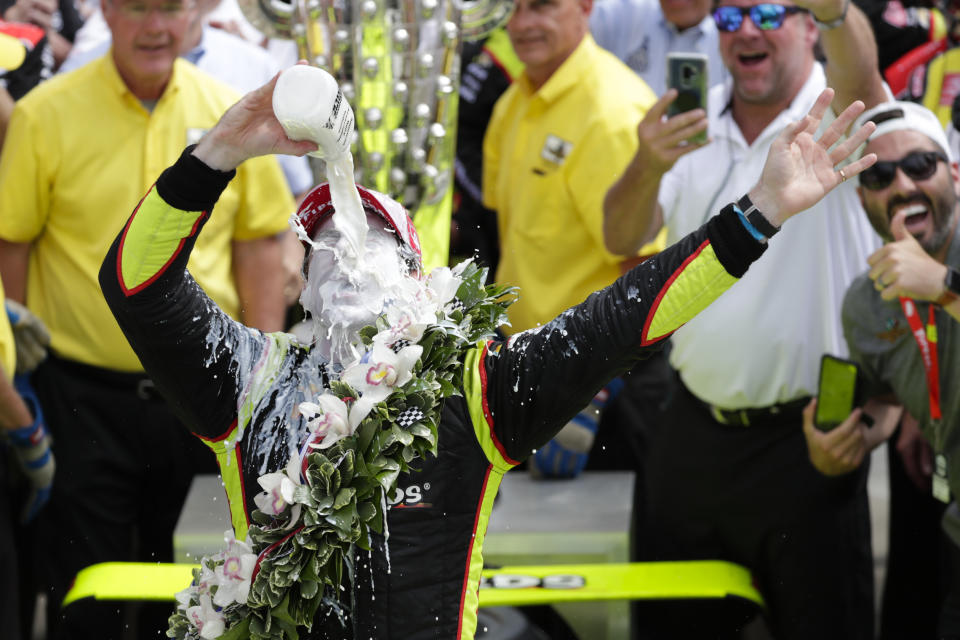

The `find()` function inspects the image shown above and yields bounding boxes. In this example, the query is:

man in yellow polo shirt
[482,0,664,479]
[0,0,294,635]
[483,0,659,335]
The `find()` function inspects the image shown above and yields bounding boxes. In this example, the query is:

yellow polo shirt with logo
[483,34,658,334]
[0,54,293,372]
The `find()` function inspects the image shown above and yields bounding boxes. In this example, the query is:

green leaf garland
[168,262,514,639]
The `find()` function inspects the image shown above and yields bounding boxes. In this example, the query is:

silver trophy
[239,0,514,268]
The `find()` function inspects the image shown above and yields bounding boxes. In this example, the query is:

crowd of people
[1,0,960,638]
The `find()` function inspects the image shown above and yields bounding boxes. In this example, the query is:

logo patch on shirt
[186,128,208,146]
[876,318,909,343]
[389,483,433,508]
[540,135,573,165]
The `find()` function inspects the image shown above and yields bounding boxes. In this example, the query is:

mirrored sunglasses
[713,4,809,32]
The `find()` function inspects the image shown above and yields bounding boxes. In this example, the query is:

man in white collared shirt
[590,0,728,95]
[601,0,889,636]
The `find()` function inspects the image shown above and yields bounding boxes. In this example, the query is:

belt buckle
[709,405,750,427]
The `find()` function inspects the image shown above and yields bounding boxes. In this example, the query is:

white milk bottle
[273,64,354,161]
[273,65,366,258]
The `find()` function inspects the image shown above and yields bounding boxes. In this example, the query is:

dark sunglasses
[859,150,949,191]
[712,4,809,32]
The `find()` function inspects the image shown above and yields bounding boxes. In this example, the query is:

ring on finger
[838,168,847,182]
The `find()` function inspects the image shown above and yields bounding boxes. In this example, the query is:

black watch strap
[737,194,780,238]
[945,266,960,296]
[935,266,960,306]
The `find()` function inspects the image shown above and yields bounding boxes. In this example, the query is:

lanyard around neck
[900,297,942,422]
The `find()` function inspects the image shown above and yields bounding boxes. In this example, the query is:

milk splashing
[275,65,429,366]
[273,64,367,261]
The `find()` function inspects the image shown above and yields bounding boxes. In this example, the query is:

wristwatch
[736,194,780,238]
[937,266,960,306]
[814,0,849,31]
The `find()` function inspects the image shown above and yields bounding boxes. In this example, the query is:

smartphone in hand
[815,354,861,431]
[666,52,708,144]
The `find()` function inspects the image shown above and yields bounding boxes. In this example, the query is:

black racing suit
[99,147,767,639]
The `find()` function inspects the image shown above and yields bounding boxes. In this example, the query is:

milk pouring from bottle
[273,65,366,258]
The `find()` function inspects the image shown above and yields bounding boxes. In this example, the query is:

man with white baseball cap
[804,100,960,636]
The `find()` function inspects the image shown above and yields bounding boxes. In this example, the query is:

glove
[7,375,54,523]
[532,379,623,479]
[5,299,50,374]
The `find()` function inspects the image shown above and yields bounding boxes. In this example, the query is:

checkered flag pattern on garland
[397,407,425,428]
[391,338,412,353]
[447,299,465,314]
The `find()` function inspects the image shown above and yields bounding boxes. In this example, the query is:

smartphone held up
[814,354,861,432]
[666,53,708,144]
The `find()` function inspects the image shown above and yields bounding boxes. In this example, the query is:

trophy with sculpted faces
[237,0,514,269]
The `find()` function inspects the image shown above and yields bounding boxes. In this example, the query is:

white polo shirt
[658,63,882,409]
[590,0,728,96]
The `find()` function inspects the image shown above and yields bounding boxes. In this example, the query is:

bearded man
[804,100,960,637]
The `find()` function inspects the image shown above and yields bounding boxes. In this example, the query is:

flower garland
[167,261,514,640]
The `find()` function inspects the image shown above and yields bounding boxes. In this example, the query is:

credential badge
[541,134,573,165]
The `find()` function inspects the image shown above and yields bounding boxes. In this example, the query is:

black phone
[815,354,861,431]
[666,53,708,144]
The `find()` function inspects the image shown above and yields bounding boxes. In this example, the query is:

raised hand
[192,69,319,172]
[867,211,948,301]
[748,89,877,227]
[634,89,709,176]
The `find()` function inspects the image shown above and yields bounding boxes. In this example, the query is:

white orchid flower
[175,562,219,613]
[253,455,302,518]
[377,309,429,350]
[186,593,225,639]
[300,393,356,450]
[301,395,351,437]
[340,342,422,432]
[212,533,257,608]
[426,266,461,308]
[197,561,217,591]
[342,342,422,404]
[175,586,196,612]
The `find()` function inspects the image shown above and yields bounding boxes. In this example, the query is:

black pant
[941,539,960,639]
[587,348,677,639]
[32,356,214,640]
[637,379,874,640]
[879,420,949,640]
[0,446,23,638]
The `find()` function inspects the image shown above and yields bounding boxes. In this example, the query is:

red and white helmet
[295,183,422,264]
